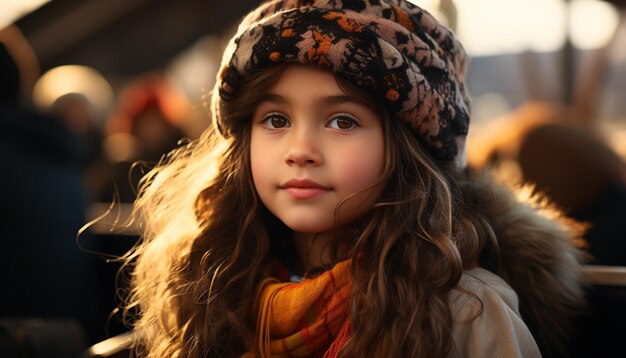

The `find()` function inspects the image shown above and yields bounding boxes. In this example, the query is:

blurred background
[1,0,625,356]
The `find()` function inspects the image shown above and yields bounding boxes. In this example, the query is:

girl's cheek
[345,161,381,186]
[338,149,383,186]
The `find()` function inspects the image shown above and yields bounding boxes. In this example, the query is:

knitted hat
[213,0,470,162]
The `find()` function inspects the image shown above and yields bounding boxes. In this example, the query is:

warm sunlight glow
[608,129,626,161]
[410,0,620,56]
[0,0,51,29]
[32,65,113,112]
[570,0,620,50]
[85,331,134,356]
[456,0,566,56]
[103,133,141,163]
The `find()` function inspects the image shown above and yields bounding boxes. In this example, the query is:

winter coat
[464,171,587,357]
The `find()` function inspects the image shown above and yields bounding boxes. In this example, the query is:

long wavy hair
[123,64,499,357]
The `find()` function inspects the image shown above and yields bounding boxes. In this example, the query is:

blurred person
[470,101,626,266]
[51,92,103,166]
[99,72,188,204]
[0,26,110,348]
[467,101,580,180]
[50,92,109,200]
[516,121,626,358]
[518,122,626,266]
[468,101,626,357]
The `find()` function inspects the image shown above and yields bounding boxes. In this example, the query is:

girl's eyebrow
[324,95,361,105]
[260,93,288,104]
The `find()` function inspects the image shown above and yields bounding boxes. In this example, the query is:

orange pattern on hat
[323,12,363,33]
[386,89,400,101]
[391,4,413,31]
[307,31,332,66]
[282,28,294,37]
[269,52,281,62]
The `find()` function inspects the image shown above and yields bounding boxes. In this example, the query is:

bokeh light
[411,0,620,56]
[32,65,113,115]
[0,0,51,29]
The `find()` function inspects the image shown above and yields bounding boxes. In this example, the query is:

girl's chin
[273,213,336,234]
[286,224,334,235]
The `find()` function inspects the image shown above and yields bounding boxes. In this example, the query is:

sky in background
[411,0,620,56]
[2,0,620,56]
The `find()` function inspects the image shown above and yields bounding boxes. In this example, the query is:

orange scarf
[244,260,353,357]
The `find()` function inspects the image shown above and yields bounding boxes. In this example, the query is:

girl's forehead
[261,65,383,114]
[269,65,340,92]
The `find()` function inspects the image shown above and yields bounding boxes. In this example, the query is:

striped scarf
[244,260,353,357]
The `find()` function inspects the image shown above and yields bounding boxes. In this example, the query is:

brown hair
[124,64,497,357]
[341,108,497,356]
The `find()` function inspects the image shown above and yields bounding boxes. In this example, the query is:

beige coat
[448,268,541,357]
[455,172,587,357]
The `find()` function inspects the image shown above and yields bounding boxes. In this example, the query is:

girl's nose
[284,129,322,167]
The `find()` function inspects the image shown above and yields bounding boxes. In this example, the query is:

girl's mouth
[280,179,332,199]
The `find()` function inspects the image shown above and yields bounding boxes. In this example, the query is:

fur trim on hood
[465,171,588,358]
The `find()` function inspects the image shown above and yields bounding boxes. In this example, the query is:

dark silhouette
[98,72,187,203]
[517,122,626,266]
[0,27,111,351]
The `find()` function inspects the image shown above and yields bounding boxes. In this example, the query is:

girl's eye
[262,113,290,129]
[328,114,359,130]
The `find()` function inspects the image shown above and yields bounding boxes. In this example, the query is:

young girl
[124,1,586,356]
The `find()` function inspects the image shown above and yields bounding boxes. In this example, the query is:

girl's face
[250,65,384,234]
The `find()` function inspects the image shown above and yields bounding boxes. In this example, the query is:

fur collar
[466,171,588,357]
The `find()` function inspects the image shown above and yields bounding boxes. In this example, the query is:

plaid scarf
[244,260,353,357]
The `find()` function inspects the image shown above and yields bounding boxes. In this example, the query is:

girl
[123,1,586,357]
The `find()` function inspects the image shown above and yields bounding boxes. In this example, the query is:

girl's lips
[282,187,331,199]
[279,178,332,199]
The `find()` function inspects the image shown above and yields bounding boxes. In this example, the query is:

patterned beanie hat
[213,0,470,162]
